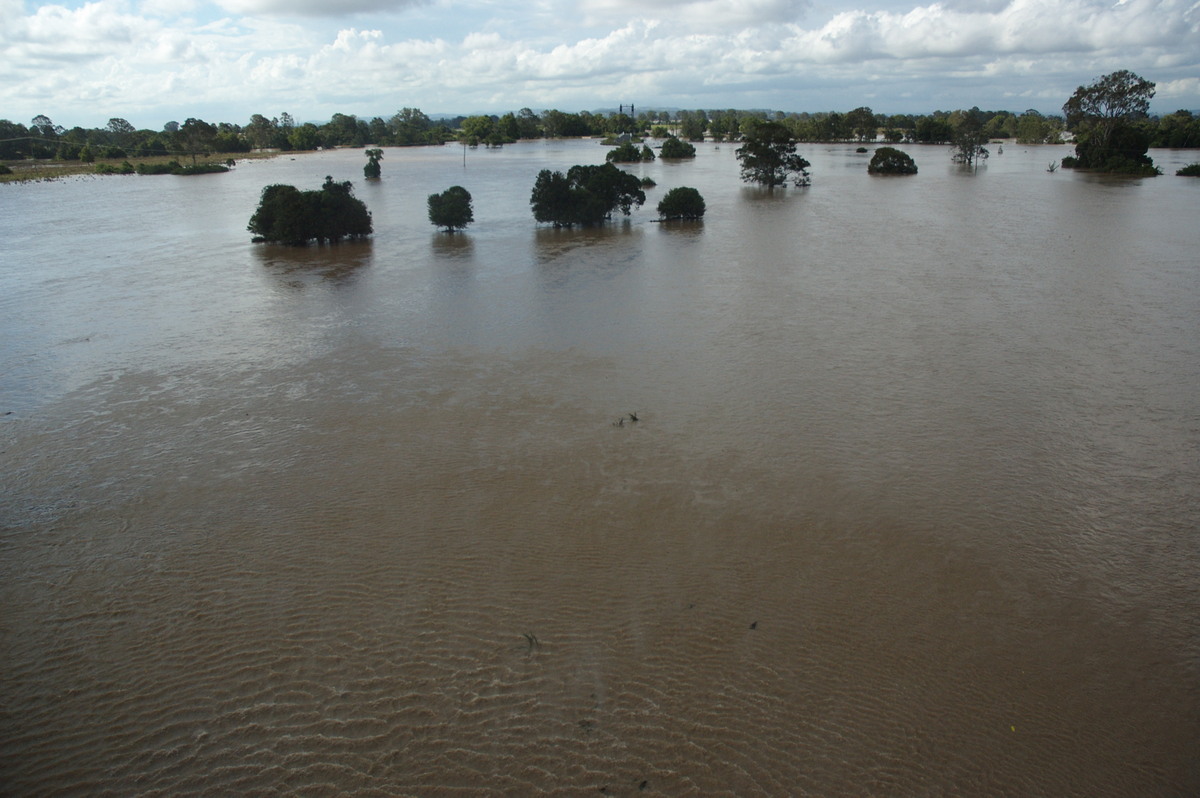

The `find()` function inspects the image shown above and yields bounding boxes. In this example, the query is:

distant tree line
[6,103,1199,164]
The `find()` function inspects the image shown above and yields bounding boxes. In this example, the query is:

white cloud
[579,0,812,29]
[0,0,1196,127]
[214,0,427,16]
[1157,76,1200,101]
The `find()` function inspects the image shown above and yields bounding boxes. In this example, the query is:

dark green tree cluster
[606,141,655,163]
[867,147,918,175]
[530,163,646,226]
[736,122,811,187]
[1062,70,1158,175]
[459,114,518,147]
[1149,110,1200,148]
[659,136,696,158]
[248,176,372,245]
[428,186,474,231]
[657,187,706,220]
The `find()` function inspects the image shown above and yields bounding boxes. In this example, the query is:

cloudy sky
[2,0,1197,129]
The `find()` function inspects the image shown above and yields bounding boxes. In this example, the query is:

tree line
[5,101,1200,163]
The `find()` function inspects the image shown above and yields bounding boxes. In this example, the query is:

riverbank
[0,150,289,184]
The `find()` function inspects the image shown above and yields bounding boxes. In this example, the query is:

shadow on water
[250,239,373,285]
[739,184,806,205]
[431,232,475,260]
[532,220,638,264]
[656,218,705,240]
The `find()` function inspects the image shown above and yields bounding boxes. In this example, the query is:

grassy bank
[0,150,287,184]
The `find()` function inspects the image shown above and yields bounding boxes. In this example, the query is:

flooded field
[2,140,1198,794]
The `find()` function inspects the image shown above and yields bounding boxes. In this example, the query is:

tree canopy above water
[530,163,646,227]
[867,147,918,175]
[248,176,372,245]
[1062,70,1158,175]
[736,121,810,187]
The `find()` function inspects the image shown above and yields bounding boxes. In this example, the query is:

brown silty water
[2,140,1198,794]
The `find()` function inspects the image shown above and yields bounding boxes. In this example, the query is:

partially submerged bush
[607,141,654,163]
[1175,162,1200,176]
[428,185,474,232]
[363,148,383,178]
[659,136,696,159]
[95,161,135,175]
[173,163,229,176]
[657,186,706,220]
[134,160,228,176]
[248,176,372,245]
[867,147,918,175]
[530,163,645,227]
[136,161,181,175]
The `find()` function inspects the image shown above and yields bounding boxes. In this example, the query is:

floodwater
[2,139,1198,795]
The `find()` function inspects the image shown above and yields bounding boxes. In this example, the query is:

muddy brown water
[2,140,1198,795]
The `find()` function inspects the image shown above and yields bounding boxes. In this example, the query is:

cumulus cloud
[578,0,812,29]
[1,0,1196,126]
[214,0,427,16]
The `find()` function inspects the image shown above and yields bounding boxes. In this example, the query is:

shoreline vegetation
[0,150,284,183]
[4,83,1198,184]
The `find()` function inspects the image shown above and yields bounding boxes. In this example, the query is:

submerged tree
[867,147,918,175]
[428,185,474,232]
[530,163,645,227]
[1062,70,1158,175]
[736,121,810,186]
[606,141,653,163]
[950,108,989,169]
[248,176,372,245]
[657,186,706,220]
[363,148,383,178]
[659,135,696,159]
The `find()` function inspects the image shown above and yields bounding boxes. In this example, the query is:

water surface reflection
[1,140,1197,796]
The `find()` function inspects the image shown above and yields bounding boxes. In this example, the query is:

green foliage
[951,109,990,168]
[94,161,135,175]
[659,136,696,158]
[1016,110,1064,144]
[136,161,182,175]
[248,176,372,245]
[606,141,650,163]
[845,106,877,142]
[913,116,953,143]
[364,148,383,178]
[1176,162,1200,177]
[679,111,707,141]
[657,187,706,220]
[0,164,11,175]
[530,163,646,227]
[1063,70,1158,174]
[428,185,474,232]
[640,176,656,188]
[1150,110,1200,148]
[651,125,670,138]
[288,123,321,151]
[736,122,810,187]
[867,147,918,175]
